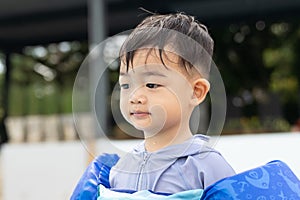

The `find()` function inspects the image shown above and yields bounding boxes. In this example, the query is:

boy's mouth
[130,110,151,117]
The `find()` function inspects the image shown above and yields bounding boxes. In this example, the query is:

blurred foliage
[5,41,88,116]
[212,19,300,132]
[223,117,291,134]
[1,19,300,135]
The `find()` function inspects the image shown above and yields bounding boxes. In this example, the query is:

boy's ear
[191,78,210,106]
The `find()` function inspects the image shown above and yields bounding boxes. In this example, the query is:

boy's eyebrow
[142,71,167,77]
[119,71,167,77]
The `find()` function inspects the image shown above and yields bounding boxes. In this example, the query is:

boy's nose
[129,94,147,104]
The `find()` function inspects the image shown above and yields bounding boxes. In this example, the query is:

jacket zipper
[136,152,150,190]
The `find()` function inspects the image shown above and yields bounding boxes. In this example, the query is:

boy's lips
[130,110,151,117]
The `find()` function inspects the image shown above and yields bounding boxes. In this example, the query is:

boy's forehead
[119,49,180,72]
[137,49,178,64]
[119,63,168,78]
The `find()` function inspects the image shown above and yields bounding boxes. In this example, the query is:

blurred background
[1,0,300,199]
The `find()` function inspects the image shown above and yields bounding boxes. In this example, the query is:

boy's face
[119,49,202,135]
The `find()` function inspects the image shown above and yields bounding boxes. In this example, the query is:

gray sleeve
[197,151,236,188]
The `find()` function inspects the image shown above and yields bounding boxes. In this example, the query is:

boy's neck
[144,128,193,152]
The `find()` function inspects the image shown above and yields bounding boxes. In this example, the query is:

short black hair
[119,12,214,78]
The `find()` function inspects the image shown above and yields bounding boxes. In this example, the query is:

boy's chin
[132,124,150,131]
[129,118,151,130]
[133,124,165,137]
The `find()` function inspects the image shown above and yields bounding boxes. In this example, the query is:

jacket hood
[133,134,210,156]
[112,134,214,174]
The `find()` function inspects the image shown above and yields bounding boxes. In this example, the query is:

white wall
[215,133,300,178]
[1,142,86,200]
[1,133,300,200]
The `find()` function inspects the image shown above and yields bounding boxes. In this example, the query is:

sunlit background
[1,0,300,199]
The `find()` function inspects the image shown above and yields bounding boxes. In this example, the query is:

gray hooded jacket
[109,134,235,194]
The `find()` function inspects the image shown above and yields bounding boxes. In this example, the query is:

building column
[0,52,11,145]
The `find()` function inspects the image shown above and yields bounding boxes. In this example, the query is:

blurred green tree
[213,20,300,132]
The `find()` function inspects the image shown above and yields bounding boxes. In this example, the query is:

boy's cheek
[119,99,129,117]
[119,97,127,107]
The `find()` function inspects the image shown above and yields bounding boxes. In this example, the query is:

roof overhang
[1,0,300,51]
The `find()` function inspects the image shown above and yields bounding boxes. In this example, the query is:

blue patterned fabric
[201,160,300,200]
[70,153,120,200]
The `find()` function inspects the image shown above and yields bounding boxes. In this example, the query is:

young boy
[71,12,235,199]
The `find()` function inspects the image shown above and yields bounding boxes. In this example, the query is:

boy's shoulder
[184,134,221,157]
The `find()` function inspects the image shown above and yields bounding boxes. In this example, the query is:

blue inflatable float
[71,154,300,200]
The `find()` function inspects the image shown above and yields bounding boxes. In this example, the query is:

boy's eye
[146,83,160,89]
[120,84,129,89]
